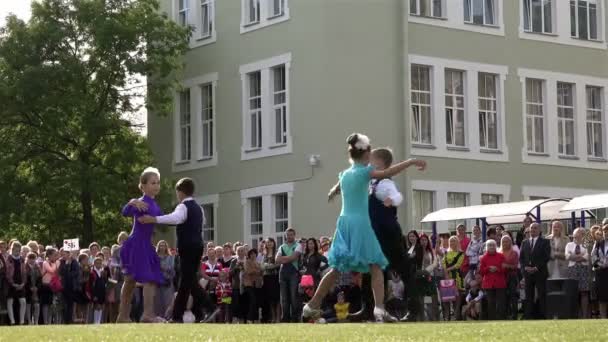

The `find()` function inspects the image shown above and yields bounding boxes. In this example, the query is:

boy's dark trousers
[173,244,208,322]
[351,224,411,321]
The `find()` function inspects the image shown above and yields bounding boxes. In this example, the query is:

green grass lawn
[0,320,606,341]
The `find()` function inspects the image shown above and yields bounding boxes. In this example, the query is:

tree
[0,0,191,245]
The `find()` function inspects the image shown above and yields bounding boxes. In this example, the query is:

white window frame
[518,68,608,169]
[271,65,288,146]
[241,0,290,34]
[408,0,505,36]
[239,53,292,161]
[481,193,503,204]
[177,89,191,163]
[522,0,555,34]
[525,78,547,155]
[177,0,189,27]
[447,191,470,230]
[241,182,293,249]
[246,71,263,150]
[444,69,467,148]
[411,180,510,233]
[411,64,433,146]
[173,0,217,48]
[272,192,289,246]
[586,85,604,159]
[200,82,214,160]
[409,0,446,18]
[519,0,606,49]
[199,194,219,244]
[408,55,509,162]
[478,72,499,151]
[557,82,576,157]
[173,72,219,172]
[464,0,498,26]
[413,190,435,232]
[571,0,602,41]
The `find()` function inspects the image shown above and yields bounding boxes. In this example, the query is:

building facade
[149,0,608,246]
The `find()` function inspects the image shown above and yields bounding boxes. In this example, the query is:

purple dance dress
[120,195,165,285]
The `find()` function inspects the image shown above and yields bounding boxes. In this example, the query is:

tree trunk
[80,163,94,244]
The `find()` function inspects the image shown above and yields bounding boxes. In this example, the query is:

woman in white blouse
[566,228,590,318]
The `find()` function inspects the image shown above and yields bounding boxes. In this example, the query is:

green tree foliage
[0,0,190,246]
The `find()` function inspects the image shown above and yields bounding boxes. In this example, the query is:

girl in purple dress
[116,167,166,323]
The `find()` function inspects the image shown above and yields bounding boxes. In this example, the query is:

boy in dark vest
[332,148,413,322]
[139,177,208,323]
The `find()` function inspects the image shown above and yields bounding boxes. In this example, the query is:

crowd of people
[1,132,607,325]
[1,217,606,325]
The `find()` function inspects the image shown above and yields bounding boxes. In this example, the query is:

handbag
[49,274,63,293]
[439,279,458,303]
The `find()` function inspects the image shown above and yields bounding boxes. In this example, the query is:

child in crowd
[6,241,27,325]
[75,253,90,323]
[215,270,233,323]
[386,271,406,319]
[333,291,350,323]
[87,257,109,324]
[25,252,41,325]
[462,279,484,320]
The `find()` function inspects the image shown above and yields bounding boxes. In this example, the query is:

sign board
[63,238,80,252]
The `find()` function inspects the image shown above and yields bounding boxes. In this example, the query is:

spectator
[301,238,328,289]
[201,247,223,309]
[88,242,100,265]
[566,228,590,318]
[591,224,608,318]
[59,249,80,324]
[462,279,484,320]
[479,240,506,320]
[87,257,109,324]
[6,241,27,325]
[41,248,59,324]
[516,216,533,248]
[465,226,484,280]
[229,246,247,323]
[261,238,280,323]
[243,248,263,323]
[442,236,465,321]
[215,270,232,323]
[155,241,175,318]
[74,253,90,324]
[385,271,406,319]
[405,230,423,321]
[520,222,551,319]
[547,221,569,279]
[276,228,303,323]
[499,235,519,320]
[220,243,234,269]
[419,233,439,321]
[24,252,42,325]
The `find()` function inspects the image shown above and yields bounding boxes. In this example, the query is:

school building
[148,0,608,246]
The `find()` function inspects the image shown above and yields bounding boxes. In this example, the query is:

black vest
[368,180,399,235]
[176,200,204,250]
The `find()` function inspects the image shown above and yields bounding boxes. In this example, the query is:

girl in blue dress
[302,133,426,323]
[116,167,166,323]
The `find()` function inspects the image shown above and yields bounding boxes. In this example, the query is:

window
[244,0,261,25]
[242,0,288,32]
[413,190,434,231]
[445,70,466,147]
[273,193,289,246]
[586,86,604,158]
[249,197,263,248]
[526,78,545,154]
[447,192,469,230]
[523,0,554,34]
[571,0,600,40]
[247,71,262,150]
[202,203,215,242]
[179,90,191,162]
[201,83,214,159]
[464,0,497,26]
[240,54,291,160]
[557,83,576,156]
[269,0,286,18]
[272,65,287,145]
[411,65,432,145]
[199,0,214,39]
[242,183,293,248]
[478,73,498,150]
[481,193,503,204]
[178,0,188,26]
[410,0,444,18]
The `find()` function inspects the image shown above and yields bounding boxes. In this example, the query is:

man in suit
[519,222,551,319]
